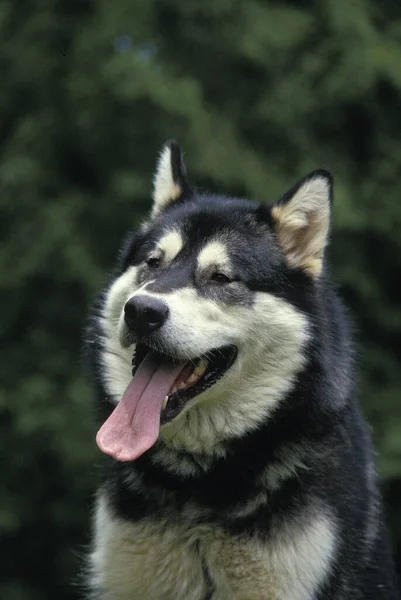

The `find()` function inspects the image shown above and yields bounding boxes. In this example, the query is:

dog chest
[90,495,336,600]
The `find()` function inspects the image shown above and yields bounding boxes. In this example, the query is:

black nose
[124,295,169,337]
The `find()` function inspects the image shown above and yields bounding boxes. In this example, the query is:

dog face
[96,142,332,457]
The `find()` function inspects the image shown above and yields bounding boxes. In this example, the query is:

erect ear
[151,140,190,219]
[271,170,333,278]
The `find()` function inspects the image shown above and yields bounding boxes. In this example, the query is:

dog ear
[271,170,333,278]
[151,140,190,219]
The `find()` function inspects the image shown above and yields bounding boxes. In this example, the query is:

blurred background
[1,0,401,598]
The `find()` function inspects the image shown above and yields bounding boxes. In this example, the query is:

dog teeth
[162,396,169,410]
[170,360,208,394]
[194,360,207,377]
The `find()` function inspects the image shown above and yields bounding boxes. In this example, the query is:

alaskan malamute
[85,142,399,599]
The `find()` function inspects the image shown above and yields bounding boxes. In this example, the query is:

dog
[85,141,400,599]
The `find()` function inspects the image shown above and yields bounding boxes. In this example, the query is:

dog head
[94,141,332,459]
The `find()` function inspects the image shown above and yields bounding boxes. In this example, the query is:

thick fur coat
[85,142,400,599]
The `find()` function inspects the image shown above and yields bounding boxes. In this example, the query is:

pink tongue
[96,353,186,462]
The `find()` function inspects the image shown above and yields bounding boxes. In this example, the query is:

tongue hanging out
[96,344,237,461]
[96,352,186,462]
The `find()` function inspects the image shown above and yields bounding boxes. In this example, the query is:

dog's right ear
[151,141,190,219]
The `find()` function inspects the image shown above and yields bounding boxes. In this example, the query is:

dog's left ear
[270,170,333,278]
[151,140,190,219]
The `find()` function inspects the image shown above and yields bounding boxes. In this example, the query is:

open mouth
[132,343,238,424]
[96,343,237,462]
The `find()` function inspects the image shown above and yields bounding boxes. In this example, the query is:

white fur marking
[157,230,184,264]
[197,240,231,273]
[90,495,209,600]
[90,495,336,600]
[99,267,138,404]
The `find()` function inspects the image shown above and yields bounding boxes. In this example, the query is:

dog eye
[210,272,233,284]
[146,257,161,268]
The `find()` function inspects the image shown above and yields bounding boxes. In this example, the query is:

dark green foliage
[1,0,400,597]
